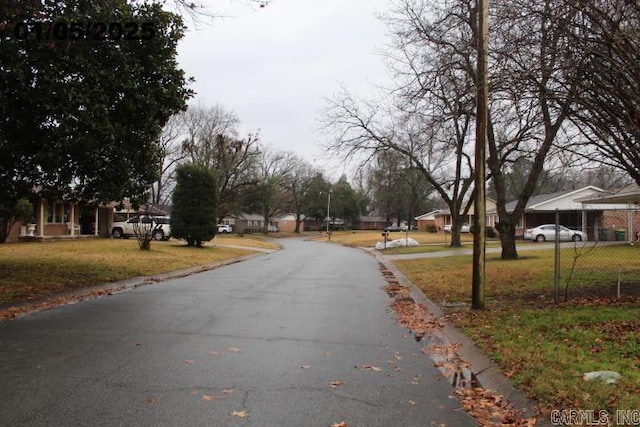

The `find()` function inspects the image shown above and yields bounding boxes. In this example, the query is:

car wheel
[112,228,123,239]
[153,230,165,241]
[535,234,545,243]
[572,234,582,242]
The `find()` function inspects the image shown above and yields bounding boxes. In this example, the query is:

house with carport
[489,185,640,241]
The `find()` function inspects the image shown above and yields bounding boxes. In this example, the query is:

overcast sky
[176,0,393,180]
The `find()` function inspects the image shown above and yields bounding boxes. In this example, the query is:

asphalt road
[0,238,475,427]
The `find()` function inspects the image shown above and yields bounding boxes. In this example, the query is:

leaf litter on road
[330,380,346,389]
[360,364,383,371]
[379,262,538,426]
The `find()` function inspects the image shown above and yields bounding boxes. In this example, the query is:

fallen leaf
[184,359,195,364]
[146,397,161,405]
[202,395,214,402]
[361,364,383,371]
[330,380,346,389]
[331,422,348,427]
[230,410,249,418]
[408,400,416,406]
[227,347,242,353]
[300,365,310,369]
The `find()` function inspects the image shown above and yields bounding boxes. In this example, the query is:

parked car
[384,224,408,232]
[111,215,171,241]
[524,224,587,242]
[151,216,171,241]
[469,225,497,238]
[217,224,233,234]
[444,223,471,233]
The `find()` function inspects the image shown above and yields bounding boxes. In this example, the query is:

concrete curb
[370,247,552,426]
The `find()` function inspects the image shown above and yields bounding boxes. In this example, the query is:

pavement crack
[241,389,251,407]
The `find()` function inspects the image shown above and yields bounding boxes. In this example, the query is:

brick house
[490,186,640,241]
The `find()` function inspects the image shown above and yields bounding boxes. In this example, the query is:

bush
[0,198,33,243]
[171,164,217,247]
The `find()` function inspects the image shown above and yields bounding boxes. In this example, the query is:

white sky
[176,0,393,180]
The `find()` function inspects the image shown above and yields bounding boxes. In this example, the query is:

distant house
[274,213,304,232]
[220,213,280,233]
[415,210,441,232]
[489,185,640,240]
[434,198,498,232]
[354,216,388,230]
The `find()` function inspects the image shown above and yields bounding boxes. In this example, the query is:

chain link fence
[555,209,640,301]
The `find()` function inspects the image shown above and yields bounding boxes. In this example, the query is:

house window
[47,202,64,223]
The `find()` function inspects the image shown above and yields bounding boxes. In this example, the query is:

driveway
[0,238,475,426]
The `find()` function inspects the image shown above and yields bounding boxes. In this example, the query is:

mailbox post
[382,231,389,250]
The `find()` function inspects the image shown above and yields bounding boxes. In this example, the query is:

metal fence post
[554,208,560,303]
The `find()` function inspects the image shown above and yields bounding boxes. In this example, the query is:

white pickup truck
[111,215,171,241]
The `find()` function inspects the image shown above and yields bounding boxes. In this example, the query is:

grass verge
[309,230,482,247]
[393,246,640,418]
[0,238,272,305]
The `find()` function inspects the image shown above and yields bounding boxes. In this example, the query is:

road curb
[0,249,276,320]
[370,247,552,426]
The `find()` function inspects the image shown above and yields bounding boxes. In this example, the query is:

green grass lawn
[393,245,640,417]
[0,238,277,305]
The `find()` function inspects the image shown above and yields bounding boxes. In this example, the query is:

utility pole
[472,0,489,310]
[326,191,331,240]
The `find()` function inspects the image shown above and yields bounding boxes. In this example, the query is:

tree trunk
[497,219,518,259]
[449,226,462,247]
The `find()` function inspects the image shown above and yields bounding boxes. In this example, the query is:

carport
[577,185,640,243]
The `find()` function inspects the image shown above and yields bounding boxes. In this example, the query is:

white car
[112,215,171,241]
[217,224,233,234]
[524,224,587,242]
[443,223,471,233]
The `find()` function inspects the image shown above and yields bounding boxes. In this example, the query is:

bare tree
[486,0,581,258]
[243,148,295,233]
[152,113,186,205]
[566,0,640,185]
[280,155,316,233]
[364,151,432,227]
[376,0,585,258]
[167,0,271,20]
[322,89,474,246]
[180,104,261,221]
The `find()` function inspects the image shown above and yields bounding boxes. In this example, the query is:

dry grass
[0,238,270,305]
[309,230,477,247]
[213,235,281,249]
